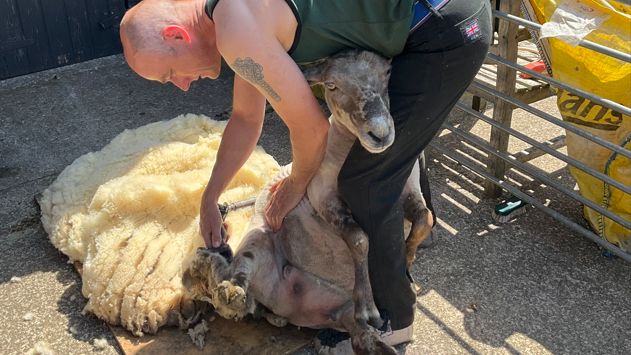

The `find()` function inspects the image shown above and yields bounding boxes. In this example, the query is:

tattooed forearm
[232,57,281,102]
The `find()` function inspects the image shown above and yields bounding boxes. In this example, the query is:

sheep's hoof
[211,280,248,320]
[264,313,288,328]
[352,331,397,355]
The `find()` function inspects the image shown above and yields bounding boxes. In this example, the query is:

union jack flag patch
[460,18,482,42]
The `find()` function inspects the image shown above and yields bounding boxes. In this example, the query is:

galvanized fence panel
[431,0,631,262]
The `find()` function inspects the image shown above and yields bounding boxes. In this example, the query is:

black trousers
[338,0,492,330]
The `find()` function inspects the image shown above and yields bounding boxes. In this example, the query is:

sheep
[185,50,433,354]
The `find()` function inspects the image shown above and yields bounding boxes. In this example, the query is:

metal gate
[0,0,140,80]
[432,0,631,262]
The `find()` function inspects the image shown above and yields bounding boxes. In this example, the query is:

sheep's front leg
[209,258,255,320]
[184,248,232,303]
[319,195,382,329]
[210,229,274,320]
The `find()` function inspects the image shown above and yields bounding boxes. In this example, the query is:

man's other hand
[264,176,307,231]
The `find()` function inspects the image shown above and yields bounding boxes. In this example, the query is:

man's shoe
[379,323,413,346]
[314,324,413,354]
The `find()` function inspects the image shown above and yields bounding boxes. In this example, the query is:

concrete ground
[1,55,629,355]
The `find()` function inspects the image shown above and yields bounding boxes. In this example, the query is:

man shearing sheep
[120,0,491,348]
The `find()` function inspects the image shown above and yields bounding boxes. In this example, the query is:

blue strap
[410,0,451,32]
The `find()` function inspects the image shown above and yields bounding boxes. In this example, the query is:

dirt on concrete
[1,55,630,355]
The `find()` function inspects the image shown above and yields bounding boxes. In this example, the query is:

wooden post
[484,0,520,197]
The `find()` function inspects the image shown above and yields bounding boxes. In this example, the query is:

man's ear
[301,59,328,85]
[162,25,192,44]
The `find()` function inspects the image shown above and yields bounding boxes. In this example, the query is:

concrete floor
[1,55,629,355]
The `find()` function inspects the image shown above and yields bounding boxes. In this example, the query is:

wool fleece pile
[39,114,280,336]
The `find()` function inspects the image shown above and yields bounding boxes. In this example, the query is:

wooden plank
[474,64,547,92]
[512,84,553,105]
[112,318,316,355]
[1,0,126,78]
[103,0,126,55]
[471,37,553,109]
[516,27,531,42]
[14,0,51,76]
[83,0,108,57]
[467,78,552,106]
[484,0,521,197]
[512,135,566,163]
[0,38,35,52]
[0,0,29,78]
[84,0,123,58]
[64,0,95,62]
[39,0,74,66]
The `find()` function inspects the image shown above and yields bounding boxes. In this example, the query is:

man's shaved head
[120,0,177,57]
[119,0,220,91]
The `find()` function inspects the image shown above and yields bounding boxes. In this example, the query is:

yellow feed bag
[526,0,631,251]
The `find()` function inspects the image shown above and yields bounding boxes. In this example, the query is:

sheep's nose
[367,117,390,143]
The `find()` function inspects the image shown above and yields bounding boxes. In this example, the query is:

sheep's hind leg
[320,196,382,330]
[253,304,288,328]
[329,303,397,355]
[403,191,433,268]
[401,159,434,268]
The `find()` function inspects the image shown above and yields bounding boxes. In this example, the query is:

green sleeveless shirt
[205,0,415,64]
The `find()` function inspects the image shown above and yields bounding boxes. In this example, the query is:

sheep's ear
[301,60,328,85]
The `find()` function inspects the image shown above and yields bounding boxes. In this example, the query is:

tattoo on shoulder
[233,57,281,102]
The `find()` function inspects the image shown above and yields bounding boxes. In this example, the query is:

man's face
[124,38,221,91]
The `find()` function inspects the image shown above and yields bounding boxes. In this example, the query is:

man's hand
[264,175,308,231]
[200,190,228,248]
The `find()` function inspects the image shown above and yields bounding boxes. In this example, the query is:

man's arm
[205,75,266,199]
[214,3,330,230]
[200,75,266,247]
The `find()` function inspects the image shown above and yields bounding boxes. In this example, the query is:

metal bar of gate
[486,53,631,117]
[471,81,631,161]
[493,10,631,63]
[441,4,631,261]
[455,102,631,196]
[430,143,631,262]
[442,122,631,230]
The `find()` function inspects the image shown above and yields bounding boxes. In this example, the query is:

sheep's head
[303,50,394,154]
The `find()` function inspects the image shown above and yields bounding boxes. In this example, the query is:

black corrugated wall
[0,0,140,80]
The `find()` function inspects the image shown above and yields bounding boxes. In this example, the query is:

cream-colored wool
[40,114,280,336]
[26,341,55,355]
[93,338,109,350]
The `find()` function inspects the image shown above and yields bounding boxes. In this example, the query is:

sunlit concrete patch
[436,218,459,236]
[441,193,473,215]
[505,332,553,355]
[409,290,553,354]
[0,230,117,355]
